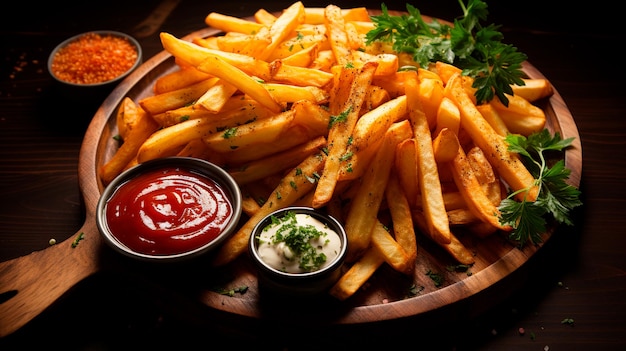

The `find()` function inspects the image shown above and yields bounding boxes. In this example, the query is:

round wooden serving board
[0,12,582,337]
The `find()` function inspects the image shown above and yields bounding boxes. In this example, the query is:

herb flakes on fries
[98,0,581,301]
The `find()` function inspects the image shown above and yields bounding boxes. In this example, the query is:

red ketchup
[104,167,233,256]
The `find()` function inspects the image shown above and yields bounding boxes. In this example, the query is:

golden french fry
[211,152,326,266]
[197,79,239,112]
[313,62,377,208]
[305,7,370,24]
[370,220,412,274]
[197,54,283,113]
[268,34,327,61]
[263,82,329,104]
[432,128,460,163]
[229,136,326,184]
[434,96,461,136]
[254,8,277,25]
[215,99,329,164]
[160,32,272,81]
[139,78,219,116]
[511,78,553,102]
[256,1,306,61]
[278,42,320,67]
[153,97,274,128]
[385,172,417,271]
[153,66,212,95]
[489,93,546,135]
[417,77,444,128]
[205,12,264,34]
[324,4,352,66]
[350,95,407,152]
[445,72,539,202]
[137,116,216,163]
[449,138,512,231]
[394,138,419,208]
[476,103,509,137]
[405,71,452,245]
[344,119,412,262]
[269,60,334,88]
[329,247,385,301]
[100,103,159,184]
[412,211,475,265]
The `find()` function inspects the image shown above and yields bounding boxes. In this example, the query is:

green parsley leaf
[365,0,527,105]
[498,129,582,247]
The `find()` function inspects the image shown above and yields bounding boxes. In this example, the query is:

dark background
[1,1,624,350]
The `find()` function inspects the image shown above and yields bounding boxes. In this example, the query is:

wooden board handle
[0,218,102,337]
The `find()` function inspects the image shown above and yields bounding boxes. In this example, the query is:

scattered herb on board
[71,232,85,248]
[498,130,582,247]
[214,286,249,297]
[426,269,444,287]
[365,0,527,106]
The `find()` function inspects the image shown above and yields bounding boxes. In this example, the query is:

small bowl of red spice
[48,30,142,90]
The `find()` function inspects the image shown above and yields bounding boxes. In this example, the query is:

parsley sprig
[498,130,582,247]
[365,0,527,106]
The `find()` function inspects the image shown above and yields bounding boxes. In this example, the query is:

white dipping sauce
[257,212,342,273]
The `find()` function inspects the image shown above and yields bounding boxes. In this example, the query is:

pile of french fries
[99,2,554,300]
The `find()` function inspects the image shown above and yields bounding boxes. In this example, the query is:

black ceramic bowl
[248,206,348,296]
[96,157,242,263]
[47,30,142,93]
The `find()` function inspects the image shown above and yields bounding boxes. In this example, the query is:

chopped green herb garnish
[365,0,527,105]
[498,129,582,247]
[222,127,237,139]
[71,232,84,248]
[262,211,329,272]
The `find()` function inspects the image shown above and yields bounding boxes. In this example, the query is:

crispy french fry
[254,8,277,25]
[329,247,385,301]
[264,82,329,104]
[139,78,219,116]
[229,136,326,184]
[434,96,461,136]
[511,78,553,102]
[137,116,217,163]
[412,211,475,265]
[153,66,212,95]
[370,220,412,274]
[417,77,444,128]
[394,138,419,208]
[214,99,329,164]
[350,95,407,152]
[449,138,512,231]
[197,54,283,113]
[257,1,306,61]
[205,12,264,34]
[269,60,333,88]
[100,102,159,184]
[405,71,452,245]
[160,32,272,81]
[211,152,326,266]
[344,119,412,262]
[385,172,418,270]
[313,62,377,208]
[432,128,460,163]
[476,103,509,137]
[489,93,546,135]
[445,72,539,202]
[197,79,239,112]
[324,4,352,66]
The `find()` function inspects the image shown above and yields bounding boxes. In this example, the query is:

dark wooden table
[1,1,624,349]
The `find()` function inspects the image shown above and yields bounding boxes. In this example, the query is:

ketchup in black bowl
[96,157,242,262]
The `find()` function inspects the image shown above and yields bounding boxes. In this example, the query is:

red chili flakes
[50,33,138,85]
